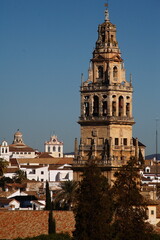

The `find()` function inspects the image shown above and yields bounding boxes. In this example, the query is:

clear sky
[0,0,160,155]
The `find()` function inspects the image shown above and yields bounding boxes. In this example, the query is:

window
[53,146,56,152]
[30,169,35,174]
[84,96,89,100]
[151,210,154,215]
[119,96,124,116]
[126,103,130,117]
[123,138,127,146]
[2,148,4,153]
[58,147,61,152]
[41,171,44,175]
[103,101,107,116]
[98,66,103,79]
[111,35,114,42]
[93,96,99,116]
[115,138,119,146]
[113,66,118,78]
[84,102,89,116]
[112,101,116,116]
[48,146,50,152]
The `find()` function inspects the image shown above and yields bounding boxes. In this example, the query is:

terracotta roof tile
[36,152,54,158]
[18,158,73,165]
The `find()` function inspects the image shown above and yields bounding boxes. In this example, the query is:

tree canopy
[54,180,78,210]
[73,161,113,240]
[0,158,8,176]
[111,157,154,240]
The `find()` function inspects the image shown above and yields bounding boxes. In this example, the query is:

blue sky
[0,0,160,155]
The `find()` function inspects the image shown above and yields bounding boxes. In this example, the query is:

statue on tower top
[104,2,109,22]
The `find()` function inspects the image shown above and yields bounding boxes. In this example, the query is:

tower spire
[104,1,109,22]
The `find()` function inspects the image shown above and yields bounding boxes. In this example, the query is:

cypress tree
[45,181,56,234]
[112,157,153,240]
[73,161,113,240]
[45,181,52,210]
[48,210,56,235]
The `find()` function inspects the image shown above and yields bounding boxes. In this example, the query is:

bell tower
[73,5,136,182]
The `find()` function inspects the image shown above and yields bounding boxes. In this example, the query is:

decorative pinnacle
[81,73,84,85]
[130,73,133,84]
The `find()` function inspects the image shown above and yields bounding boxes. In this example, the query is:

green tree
[0,176,14,191]
[13,169,27,183]
[48,210,56,235]
[0,158,8,176]
[112,157,153,240]
[73,161,113,240]
[45,181,56,235]
[54,180,78,210]
[45,181,52,210]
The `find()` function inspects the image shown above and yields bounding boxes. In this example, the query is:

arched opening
[98,66,103,79]
[119,96,124,116]
[113,66,118,79]
[84,102,89,116]
[55,172,60,181]
[112,101,116,116]
[103,101,108,116]
[93,96,99,116]
[126,103,130,117]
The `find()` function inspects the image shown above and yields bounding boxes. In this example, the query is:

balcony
[78,115,134,125]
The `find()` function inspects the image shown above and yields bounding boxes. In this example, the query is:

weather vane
[104,0,109,8]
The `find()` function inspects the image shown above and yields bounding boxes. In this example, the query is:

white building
[44,135,63,158]
[0,130,36,161]
[9,130,36,159]
[0,140,10,161]
[20,165,49,182]
[49,164,73,182]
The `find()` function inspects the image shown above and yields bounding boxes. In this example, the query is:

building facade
[44,135,63,158]
[0,130,36,160]
[73,6,144,182]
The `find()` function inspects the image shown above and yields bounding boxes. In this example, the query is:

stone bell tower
[73,6,137,182]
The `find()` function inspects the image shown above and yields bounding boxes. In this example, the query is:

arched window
[58,147,61,152]
[93,96,99,116]
[112,101,116,116]
[113,66,118,79]
[48,146,50,152]
[98,66,103,79]
[53,146,56,152]
[84,102,89,116]
[56,172,60,181]
[103,101,108,116]
[126,103,130,117]
[119,96,124,116]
